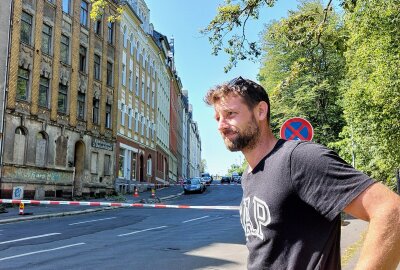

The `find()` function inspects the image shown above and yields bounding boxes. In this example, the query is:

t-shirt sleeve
[290,142,375,221]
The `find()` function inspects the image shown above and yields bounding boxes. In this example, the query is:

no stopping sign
[280,117,313,141]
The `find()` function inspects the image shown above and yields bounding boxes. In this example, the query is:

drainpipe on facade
[0,0,13,196]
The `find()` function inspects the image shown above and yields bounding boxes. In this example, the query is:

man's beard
[222,117,260,152]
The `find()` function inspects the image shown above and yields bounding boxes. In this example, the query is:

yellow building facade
[1,0,119,199]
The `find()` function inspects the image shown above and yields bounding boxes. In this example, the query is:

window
[120,104,125,126]
[79,46,87,73]
[77,92,85,120]
[128,108,132,129]
[147,85,150,104]
[141,116,145,136]
[135,75,139,95]
[62,0,71,14]
[141,81,145,100]
[93,97,99,124]
[91,152,98,174]
[151,90,155,108]
[14,128,26,165]
[128,70,133,91]
[17,68,29,101]
[60,34,69,64]
[80,1,88,27]
[39,76,50,107]
[58,84,68,113]
[121,64,126,86]
[136,42,140,61]
[130,35,134,55]
[134,112,139,132]
[107,21,114,44]
[42,24,52,55]
[94,54,101,80]
[123,26,127,48]
[106,61,113,87]
[105,103,111,128]
[147,157,152,176]
[94,18,102,35]
[141,49,145,67]
[104,154,111,176]
[35,132,47,167]
[21,12,33,45]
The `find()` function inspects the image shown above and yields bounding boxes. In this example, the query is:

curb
[0,192,184,224]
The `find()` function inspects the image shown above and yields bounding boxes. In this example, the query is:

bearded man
[204,76,400,270]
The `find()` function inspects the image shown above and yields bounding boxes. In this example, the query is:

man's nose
[217,117,229,131]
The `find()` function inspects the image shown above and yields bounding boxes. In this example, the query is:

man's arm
[344,182,400,270]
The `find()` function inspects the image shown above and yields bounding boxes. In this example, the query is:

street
[0,184,247,270]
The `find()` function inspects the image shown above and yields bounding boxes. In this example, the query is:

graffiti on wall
[4,167,72,182]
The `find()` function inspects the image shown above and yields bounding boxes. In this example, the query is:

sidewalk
[0,185,184,224]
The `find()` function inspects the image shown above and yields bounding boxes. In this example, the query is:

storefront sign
[92,138,113,151]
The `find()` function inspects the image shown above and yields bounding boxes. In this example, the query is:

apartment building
[0,0,119,199]
[151,30,171,185]
[181,90,189,179]
[115,0,158,192]
[188,107,201,177]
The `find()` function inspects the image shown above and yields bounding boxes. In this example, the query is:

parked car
[201,172,213,185]
[183,178,206,194]
[231,172,241,183]
[220,176,231,184]
[201,176,213,185]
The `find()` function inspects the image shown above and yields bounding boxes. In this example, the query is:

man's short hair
[204,76,270,122]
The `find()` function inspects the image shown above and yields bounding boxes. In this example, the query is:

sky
[145,0,299,177]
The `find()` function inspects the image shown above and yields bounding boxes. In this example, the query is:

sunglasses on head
[228,76,247,86]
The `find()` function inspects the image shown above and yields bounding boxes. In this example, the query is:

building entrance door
[73,141,85,197]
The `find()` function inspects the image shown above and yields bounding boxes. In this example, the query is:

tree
[200,159,208,173]
[89,0,122,21]
[201,0,277,72]
[258,1,346,146]
[228,158,248,176]
[202,0,338,72]
[331,0,400,187]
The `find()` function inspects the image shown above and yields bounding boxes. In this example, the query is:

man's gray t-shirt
[240,140,375,270]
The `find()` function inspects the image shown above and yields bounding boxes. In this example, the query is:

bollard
[19,202,24,215]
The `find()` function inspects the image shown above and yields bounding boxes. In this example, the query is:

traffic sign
[280,117,313,141]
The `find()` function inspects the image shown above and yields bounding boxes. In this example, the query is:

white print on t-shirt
[240,196,271,241]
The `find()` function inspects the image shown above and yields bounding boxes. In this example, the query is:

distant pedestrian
[204,76,400,269]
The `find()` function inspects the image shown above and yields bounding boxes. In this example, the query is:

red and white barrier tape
[135,183,242,187]
[0,199,239,211]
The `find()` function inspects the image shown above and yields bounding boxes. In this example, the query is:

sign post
[280,117,314,141]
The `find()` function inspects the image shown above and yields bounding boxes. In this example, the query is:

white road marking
[69,217,116,226]
[0,233,61,245]
[182,216,210,223]
[0,243,86,261]
[118,226,167,237]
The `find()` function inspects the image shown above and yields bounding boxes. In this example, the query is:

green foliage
[200,159,208,173]
[201,0,277,72]
[228,158,248,175]
[89,0,122,22]
[258,1,346,146]
[332,0,400,186]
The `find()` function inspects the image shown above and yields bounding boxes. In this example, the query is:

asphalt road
[0,184,246,270]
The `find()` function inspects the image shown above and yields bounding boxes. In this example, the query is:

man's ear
[255,101,268,121]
